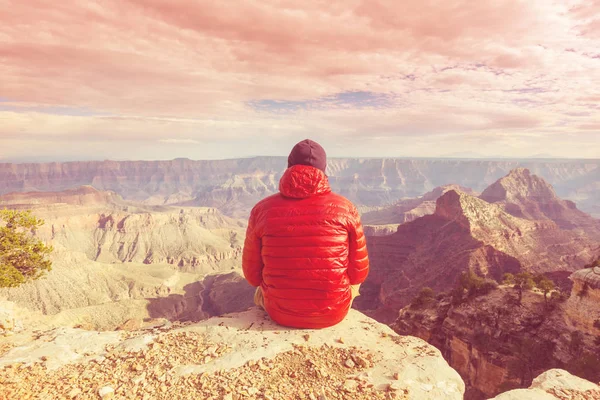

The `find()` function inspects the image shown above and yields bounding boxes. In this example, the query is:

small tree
[0,209,53,288]
[537,278,555,306]
[450,286,464,305]
[514,272,535,304]
[459,270,498,297]
[410,287,436,309]
[502,273,515,286]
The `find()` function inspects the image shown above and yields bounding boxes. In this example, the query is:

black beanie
[287,139,327,173]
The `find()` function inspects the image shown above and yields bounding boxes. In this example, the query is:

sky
[0,0,599,162]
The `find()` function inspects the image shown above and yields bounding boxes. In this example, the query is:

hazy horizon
[2,153,600,165]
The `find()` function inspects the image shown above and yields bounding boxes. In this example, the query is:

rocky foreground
[0,309,464,400]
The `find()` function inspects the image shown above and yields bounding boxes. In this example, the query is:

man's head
[287,139,327,173]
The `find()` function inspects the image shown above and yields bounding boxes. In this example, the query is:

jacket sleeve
[347,205,369,285]
[242,208,263,287]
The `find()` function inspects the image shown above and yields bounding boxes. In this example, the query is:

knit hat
[287,139,327,173]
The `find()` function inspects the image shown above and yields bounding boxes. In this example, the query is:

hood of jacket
[278,164,332,199]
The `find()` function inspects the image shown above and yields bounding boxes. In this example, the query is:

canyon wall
[1,157,598,217]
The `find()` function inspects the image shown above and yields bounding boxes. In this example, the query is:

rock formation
[392,278,600,399]
[564,266,600,336]
[481,168,600,237]
[1,158,598,217]
[0,185,122,207]
[362,184,475,226]
[491,369,600,400]
[0,308,465,399]
[359,186,597,322]
[0,188,253,331]
[0,260,256,331]
[362,224,399,237]
[0,187,246,270]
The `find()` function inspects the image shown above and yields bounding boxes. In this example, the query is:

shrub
[459,270,498,298]
[410,287,436,309]
[0,209,53,287]
[550,290,567,303]
[502,273,515,285]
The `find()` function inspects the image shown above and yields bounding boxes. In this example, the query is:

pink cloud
[0,0,599,159]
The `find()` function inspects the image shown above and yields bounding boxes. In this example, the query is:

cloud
[0,0,598,160]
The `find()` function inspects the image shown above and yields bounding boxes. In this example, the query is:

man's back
[242,160,369,329]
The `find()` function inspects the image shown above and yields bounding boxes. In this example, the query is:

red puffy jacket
[242,164,369,328]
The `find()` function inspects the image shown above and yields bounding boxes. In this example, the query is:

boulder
[491,369,600,399]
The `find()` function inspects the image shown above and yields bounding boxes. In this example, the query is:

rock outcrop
[362,184,475,226]
[0,308,465,399]
[0,189,247,270]
[1,158,598,217]
[0,260,255,331]
[363,224,399,236]
[481,168,600,237]
[492,369,600,399]
[359,186,597,322]
[392,284,600,399]
[564,266,600,336]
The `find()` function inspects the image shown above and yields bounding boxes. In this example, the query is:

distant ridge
[0,158,598,218]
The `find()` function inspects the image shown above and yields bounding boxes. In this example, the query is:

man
[242,139,369,329]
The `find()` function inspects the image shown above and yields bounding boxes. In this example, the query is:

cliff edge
[0,308,464,399]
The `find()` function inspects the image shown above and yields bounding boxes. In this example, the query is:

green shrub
[410,287,436,309]
[0,209,53,288]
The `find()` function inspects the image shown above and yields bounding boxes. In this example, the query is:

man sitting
[242,139,369,329]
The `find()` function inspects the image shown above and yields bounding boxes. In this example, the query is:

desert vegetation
[0,209,53,288]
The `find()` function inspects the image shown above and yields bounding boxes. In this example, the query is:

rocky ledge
[0,308,464,399]
[491,369,600,400]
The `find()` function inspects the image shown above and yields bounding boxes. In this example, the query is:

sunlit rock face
[481,168,600,237]
[565,267,600,336]
[0,187,249,331]
[0,308,465,400]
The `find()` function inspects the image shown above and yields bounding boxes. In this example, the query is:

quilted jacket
[242,164,369,328]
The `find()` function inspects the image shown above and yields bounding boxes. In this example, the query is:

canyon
[0,185,252,331]
[392,263,600,399]
[358,169,599,322]
[354,168,600,398]
[1,159,599,399]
